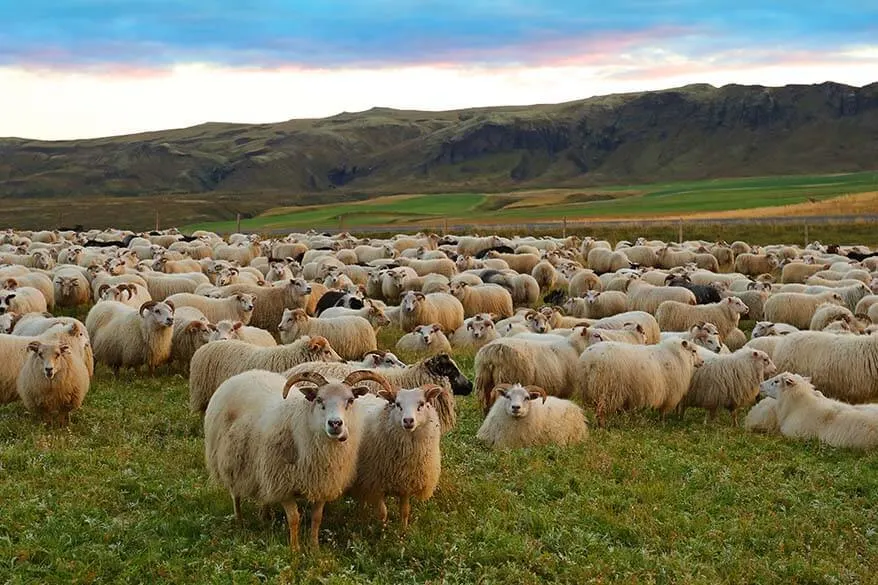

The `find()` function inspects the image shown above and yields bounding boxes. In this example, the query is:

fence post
[804,223,809,247]
[562,217,567,238]
[236,213,241,233]
[443,218,448,235]
[155,209,159,232]
[678,218,683,244]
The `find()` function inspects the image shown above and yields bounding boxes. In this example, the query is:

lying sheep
[166,292,255,325]
[348,384,443,530]
[0,286,48,315]
[585,323,647,345]
[563,290,627,320]
[278,309,377,361]
[762,291,844,330]
[449,282,513,319]
[476,383,588,449]
[86,300,175,375]
[577,338,704,426]
[212,320,277,347]
[204,369,391,551]
[678,349,777,424]
[474,327,591,413]
[759,372,878,449]
[660,322,723,353]
[495,309,552,335]
[744,397,779,434]
[17,340,90,425]
[396,324,453,357]
[189,336,343,413]
[656,296,749,341]
[751,321,800,338]
[772,331,878,404]
[319,300,390,331]
[398,291,465,333]
[348,350,407,369]
[449,315,499,350]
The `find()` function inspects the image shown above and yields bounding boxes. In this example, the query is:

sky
[2,1,877,140]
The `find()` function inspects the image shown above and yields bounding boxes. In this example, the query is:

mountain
[1,82,876,224]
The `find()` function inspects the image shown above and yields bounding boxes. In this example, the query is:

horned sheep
[85,300,175,375]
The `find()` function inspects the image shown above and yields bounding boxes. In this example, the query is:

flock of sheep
[1,227,877,553]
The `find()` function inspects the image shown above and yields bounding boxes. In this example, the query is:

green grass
[185,171,878,233]
[2,325,877,583]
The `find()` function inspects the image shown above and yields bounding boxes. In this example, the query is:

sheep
[772,331,878,404]
[449,281,513,319]
[722,288,770,321]
[678,349,777,424]
[577,338,704,426]
[495,308,553,335]
[347,350,407,369]
[4,273,55,308]
[85,300,175,375]
[396,324,452,357]
[204,369,391,551]
[759,372,878,449]
[530,260,558,290]
[398,291,465,333]
[488,272,540,307]
[449,315,499,350]
[217,278,312,332]
[751,321,800,338]
[664,275,722,305]
[567,268,602,297]
[166,292,255,325]
[17,340,91,425]
[354,243,397,264]
[0,312,17,334]
[212,320,277,347]
[143,273,200,300]
[474,327,591,413]
[485,252,540,274]
[584,323,647,345]
[803,282,870,312]
[809,303,863,332]
[396,257,456,278]
[589,311,662,345]
[0,287,48,315]
[626,281,697,315]
[564,290,627,319]
[587,248,631,274]
[347,384,443,530]
[476,383,588,449]
[171,315,214,372]
[744,397,779,434]
[656,296,749,341]
[97,282,153,308]
[660,322,723,353]
[762,291,844,329]
[854,294,878,317]
[278,309,377,361]
[188,336,343,413]
[781,261,829,284]
[734,253,779,277]
[724,327,748,351]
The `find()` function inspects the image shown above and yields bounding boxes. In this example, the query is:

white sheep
[809,302,864,332]
[743,397,779,434]
[678,348,777,424]
[85,300,175,375]
[97,282,153,308]
[588,311,662,345]
[204,369,391,551]
[16,340,90,425]
[166,292,255,325]
[211,320,277,347]
[659,322,723,353]
[656,296,749,341]
[396,324,452,356]
[762,291,845,329]
[53,270,91,307]
[449,281,513,319]
[577,338,704,426]
[476,383,588,449]
[626,281,697,315]
[449,315,499,350]
[759,372,878,449]
[398,291,465,333]
[564,290,627,319]
[0,287,48,315]
[278,308,377,361]
[348,384,443,530]
[217,278,312,332]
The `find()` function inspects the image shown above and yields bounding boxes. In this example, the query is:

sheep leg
[376,498,388,527]
[705,409,717,425]
[730,409,739,427]
[231,493,242,524]
[399,496,411,532]
[281,500,300,552]
[308,501,325,549]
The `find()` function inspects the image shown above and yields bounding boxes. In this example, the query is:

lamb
[762,291,844,329]
[474,327,592,413]
[449,282,513,319]
[212,320,277,347]
[759,372,878,449]
[217,278,312,332]
[678,349,777,424]
[772,331,878,404]
[626,281,697,315]
[396,324,453,357]
[17,340,90,425]
[278,309,377,361]
[0,312,16,333]
[659,322,724,353]
[577,338,704,426]
[398,291,465,333]
[0,287,48,315]
[655,296,749,341]
[564,290,627,319]
[781,261,829,284]
[188,336,343,413]
[743,397,779,434]
[589,311,662,344]
[476,383,588,449]
[751,321,800,338]
[449,315,499,350]
[347,384,443,530]
[722,288,769,321]
[171,313,215,371]
[85,300,175,375]
[166,292,255,325]
[204,369,391,551]
[809,303,863,332]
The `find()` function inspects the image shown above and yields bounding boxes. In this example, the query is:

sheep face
[379,386,442,432]
[359,351,406,369]
[306,336,344,363]
[523,310,550,333]
[751,322,775,339]
[140,301,175,328]
[414,324,443,346]
[750,350,777,376]
[211,320,241,341]
[688,323,722,353]
[288,278,312,296]
[297,383,368,441]
[425,353,472,395]
[235,294,256,313]
[278,308,307,332]
[760,372,811,399]
[496,383,547,418]
[0,312,15,333]
[55,276,81,298]
[401,291,424,313]
[0,290,16,314]
[27,341,71,380]
[467,319,494,340]
[723,296,750,316]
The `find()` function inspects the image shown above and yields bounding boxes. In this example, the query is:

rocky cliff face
[2,82,876,199]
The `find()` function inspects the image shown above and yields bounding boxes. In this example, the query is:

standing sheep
[166,292,256,325]
[217,278,312,332]
[476,384,588,449]
[204,369,391,551]
[348,384,443,530]
[398,291,465,333]
[656,297,749,341]
[564,290,627,319]
[17,340,90,425]
[762,291,844,330]
[577,338,704,426]
[278,309,377,361]
[86,300,175,375]
[449,282,513,319]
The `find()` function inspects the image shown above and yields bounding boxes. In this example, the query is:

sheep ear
[351,386,371,398]
[298,386,319,401]
[233,321,244,331]
[27,341,41,353]
[59,344,71,355]
[423,384,443,404]
[681,340,690,348]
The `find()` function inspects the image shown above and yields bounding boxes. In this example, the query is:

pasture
[2,325,877,584]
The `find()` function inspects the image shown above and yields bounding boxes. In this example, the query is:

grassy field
[185,171,878,233]
[2,322,877,584]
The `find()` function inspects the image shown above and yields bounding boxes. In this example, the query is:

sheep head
[759,372,812,399]
[139,301,175,327]
[378,384,443,432]
[493,383,547,418]
[424,353,472,396]
[306,336,343,362]
[27,341,71,380]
